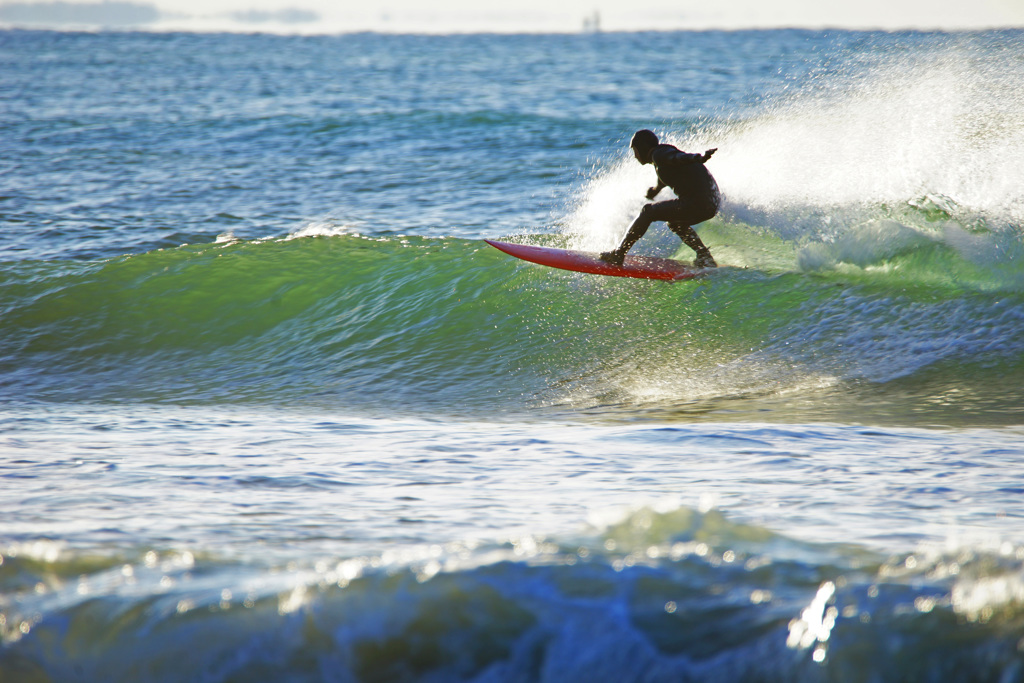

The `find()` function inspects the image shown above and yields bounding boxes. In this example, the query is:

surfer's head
[630,129,659,164]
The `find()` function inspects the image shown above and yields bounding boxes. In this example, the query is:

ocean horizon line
[1,1,1022,36]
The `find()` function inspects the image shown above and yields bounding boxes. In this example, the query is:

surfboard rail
[484,239,701,281]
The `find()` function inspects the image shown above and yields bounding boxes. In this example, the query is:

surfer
[600,129,720,268]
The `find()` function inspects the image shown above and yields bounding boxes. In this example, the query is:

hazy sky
[175,0,1024,28]
[5,0,1024,31]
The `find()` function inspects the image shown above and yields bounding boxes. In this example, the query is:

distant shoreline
[0,2,1021,34]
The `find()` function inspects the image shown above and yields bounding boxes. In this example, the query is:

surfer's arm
[652,146,705,167]
[646,179,666,200]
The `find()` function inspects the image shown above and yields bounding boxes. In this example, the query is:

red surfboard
[484,239,701,281]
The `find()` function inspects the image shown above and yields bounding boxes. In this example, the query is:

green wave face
[3,226,1023,425]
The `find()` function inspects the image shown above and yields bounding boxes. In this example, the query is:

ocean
[2,27,1024,681]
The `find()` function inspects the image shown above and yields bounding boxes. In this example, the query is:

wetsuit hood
[630,129,659,164]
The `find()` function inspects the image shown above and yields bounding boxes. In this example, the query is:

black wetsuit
[615,144,721,265]
[650,144,721,216]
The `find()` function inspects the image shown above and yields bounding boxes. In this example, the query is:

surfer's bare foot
[694,252,717,268]
[599,250,625,266]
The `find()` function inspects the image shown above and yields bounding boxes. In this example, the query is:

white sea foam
[285,221,361,240]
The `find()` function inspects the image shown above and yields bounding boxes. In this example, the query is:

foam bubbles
[796,219,935,271]
[285,221,362,240]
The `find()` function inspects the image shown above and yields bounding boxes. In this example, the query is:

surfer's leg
[663,195,718,268]
[670,223,717,268]
[600,202,663,265]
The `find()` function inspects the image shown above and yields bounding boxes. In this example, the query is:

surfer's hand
[703,148,717,161]
[645,186,660,200]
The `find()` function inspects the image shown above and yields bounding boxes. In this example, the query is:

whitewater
[1,28,1023,681]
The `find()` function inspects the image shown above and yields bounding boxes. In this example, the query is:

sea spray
[563,32,1024,279]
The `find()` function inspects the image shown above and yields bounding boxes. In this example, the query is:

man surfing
[600,129,720,269]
